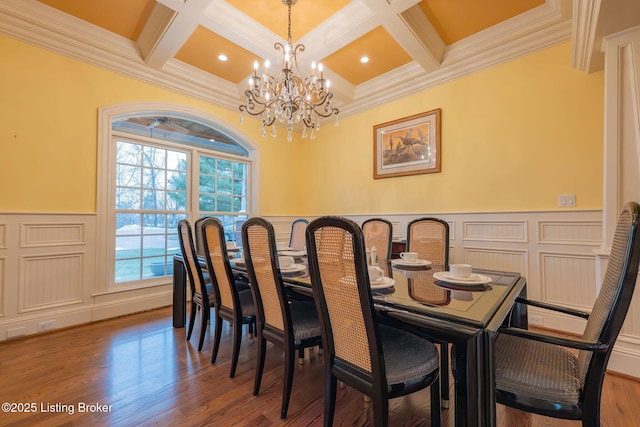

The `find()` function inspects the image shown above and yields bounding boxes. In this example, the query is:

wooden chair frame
[495,201,640,426]
[362,218,393,262]
[177,219,212,351]
[200,217,256,378]
[406,216,451,406]
[242,217,322,419]
[306,216,441,427]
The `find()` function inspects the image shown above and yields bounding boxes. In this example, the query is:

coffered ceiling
[0,0,635,120]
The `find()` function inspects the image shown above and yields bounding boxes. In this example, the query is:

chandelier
[239,0,339,142]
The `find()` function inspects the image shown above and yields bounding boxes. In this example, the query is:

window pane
[115,235,140,260]
[217,159,233,176]
[144,256,170,278]
[143,214,166,233]
[167,171,187,192]
[116,213,141,232]
[199,175,215,193]
[217,177,232,195]
[167,191,187,211]
[116,165,141,188]
[217,195,232,212]
[232,196,245,212]
[199,194,215,211]
[143,168,166,189]
[115,259,141,283]
[116,188,141,210]
[143,146,166,168]
[233,179,244,195]
[142,190,166,210]
[117,141,141,165]
[233,163,246,179]
[142,235,167,257]
[167,151,187,171]
[200,156,216,173]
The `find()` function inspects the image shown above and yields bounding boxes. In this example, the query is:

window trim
[97,102,260,293]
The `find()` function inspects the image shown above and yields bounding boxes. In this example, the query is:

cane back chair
[242,217,322,419]
[200,217,256,378]
[494,201,640,426]
[306,216,441,427]
[362,218,393,262]
[177,219,214,351]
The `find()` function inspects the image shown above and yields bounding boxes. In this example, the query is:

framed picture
[373,109,441,179]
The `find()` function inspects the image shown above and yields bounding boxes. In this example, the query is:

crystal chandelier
[239,0,339,142]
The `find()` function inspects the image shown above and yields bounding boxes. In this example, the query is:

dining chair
[407,217,450,266]
[306,216,441,427]
[407,216,451,406]
[362,218,393,262]
[288,218,308,251]
[200,217,256,378]
[194,216,207,257]
[177,219,214,351]
[241,217,323,420]
[494,201,640,427]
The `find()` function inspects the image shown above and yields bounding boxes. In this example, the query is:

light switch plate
[558,194,576,207]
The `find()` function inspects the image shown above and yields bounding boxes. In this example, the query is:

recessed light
[360,56,369,63]
[218,54,228,62]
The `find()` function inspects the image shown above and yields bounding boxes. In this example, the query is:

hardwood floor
[1,306,639,426]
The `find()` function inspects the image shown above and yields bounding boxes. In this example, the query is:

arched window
[97,103,258,289]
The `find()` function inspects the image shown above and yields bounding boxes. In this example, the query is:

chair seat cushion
[238,288,256,317]
[495,333,581,404]
[380,324,439,385]
[290,301,321,341]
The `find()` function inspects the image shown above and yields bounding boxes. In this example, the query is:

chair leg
[372,395,388,427]
[197,306,208,351]
[281,344,295,419]
[253,336,267,396]
[298,346,305,365]
[211,313,223,364]
[324,373,337,427]
[186,302,197,341]
[440,342,450,408]
[230,318,242,378]
[431,375,442,427]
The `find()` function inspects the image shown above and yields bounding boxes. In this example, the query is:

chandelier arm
[239,0,338,136]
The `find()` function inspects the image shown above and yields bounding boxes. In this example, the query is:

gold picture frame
[373,109,441,179]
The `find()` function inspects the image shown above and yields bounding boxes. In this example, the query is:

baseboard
[92,290,173,321]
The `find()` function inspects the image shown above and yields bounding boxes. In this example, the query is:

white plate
[433,271,492,285]
[391,259,432,267]
[370,276,395,289]
[279,250,307,257]
[280,263,305,274]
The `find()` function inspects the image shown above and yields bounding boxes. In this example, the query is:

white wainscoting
[268,210,640,377]
[0,213,172,341]
[1,210,639,377]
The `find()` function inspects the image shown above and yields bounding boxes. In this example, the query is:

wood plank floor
[1,306,639,426]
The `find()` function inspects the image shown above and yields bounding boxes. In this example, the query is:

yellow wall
[0,35,299,214]
[0,36,603,215]
[304,42,604,214]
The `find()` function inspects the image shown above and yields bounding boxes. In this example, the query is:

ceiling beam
[140,0,213,69]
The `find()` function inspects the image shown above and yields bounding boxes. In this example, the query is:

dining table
[172,252,528,427]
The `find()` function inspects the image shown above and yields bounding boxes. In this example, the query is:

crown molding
[0,0,572,125]
[571,0,602,72]
[341,1,572,118]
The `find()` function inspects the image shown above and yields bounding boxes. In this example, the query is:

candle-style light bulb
[318,63,324,78]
